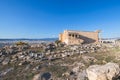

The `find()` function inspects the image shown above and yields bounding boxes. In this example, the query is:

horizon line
[0,37,58,39]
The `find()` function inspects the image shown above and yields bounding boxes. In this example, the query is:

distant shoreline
[0,38,58,41]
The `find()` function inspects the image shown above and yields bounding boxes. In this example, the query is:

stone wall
[59,30,100,45]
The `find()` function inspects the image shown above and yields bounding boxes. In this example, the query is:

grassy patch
[46,65,68,78]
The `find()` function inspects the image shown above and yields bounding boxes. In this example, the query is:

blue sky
[0,0,120,38]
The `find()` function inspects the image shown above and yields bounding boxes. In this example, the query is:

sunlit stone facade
[59,30,100,45]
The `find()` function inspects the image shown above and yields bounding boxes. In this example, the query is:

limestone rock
[77,70,88,80]
[2,58,10,65]
[32,74,41,80]
[86,62,120,80]
[72,62,85,73]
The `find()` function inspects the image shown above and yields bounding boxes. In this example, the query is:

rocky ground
[0,41,120,80]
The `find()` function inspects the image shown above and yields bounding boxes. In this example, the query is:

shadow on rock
[41,72,51,80]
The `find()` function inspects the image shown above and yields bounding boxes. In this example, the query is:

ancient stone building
[59,30,100,45]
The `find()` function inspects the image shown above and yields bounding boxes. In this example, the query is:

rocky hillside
[0,42,120,80]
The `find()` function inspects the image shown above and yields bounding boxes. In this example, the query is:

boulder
[86,62,120,80]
